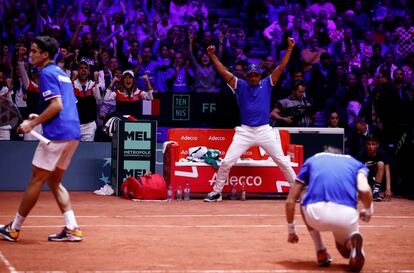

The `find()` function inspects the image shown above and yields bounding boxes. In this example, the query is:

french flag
[142,99,160,116]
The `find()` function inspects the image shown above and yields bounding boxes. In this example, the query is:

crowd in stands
[0,0,413,195]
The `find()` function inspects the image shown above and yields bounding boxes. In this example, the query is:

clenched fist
[207,45,216,57]
[287,37,295,50]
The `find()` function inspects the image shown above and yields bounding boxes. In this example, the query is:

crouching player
[285,147,373,272]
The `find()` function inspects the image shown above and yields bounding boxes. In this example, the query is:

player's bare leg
[336,241,351,258]
[47,168,72,213]
[17,166,51,216]
[0,166,50,242]
[47,167,82,242]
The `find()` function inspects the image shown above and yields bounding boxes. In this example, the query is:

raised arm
[92,71,102,100]
[188,33,198,68]
[207,45,236,89]
[103,77,120,100]
[15,46,31,89]
[140,74,154,100]
[271,37,295,84]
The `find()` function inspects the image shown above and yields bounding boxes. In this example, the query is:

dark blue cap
[247,64,261,75]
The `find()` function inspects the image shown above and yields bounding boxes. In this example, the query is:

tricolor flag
[142,99,160,116]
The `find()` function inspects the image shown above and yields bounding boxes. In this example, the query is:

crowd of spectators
[0,0,413,189]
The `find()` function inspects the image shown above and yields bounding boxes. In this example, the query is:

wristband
[360,203,374,217]
[287,221,296,234]
[364,203,374,215]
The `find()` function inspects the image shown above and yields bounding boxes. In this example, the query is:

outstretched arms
[271,37,295,84]
[207,45,236,89]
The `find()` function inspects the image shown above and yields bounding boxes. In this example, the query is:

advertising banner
[172,94,190,121]
[170,164,295,198]
[112,120,157,195]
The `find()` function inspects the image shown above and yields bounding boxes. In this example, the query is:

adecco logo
[208,136,225,141]
[181,136,198,141]
[209,173,263,186]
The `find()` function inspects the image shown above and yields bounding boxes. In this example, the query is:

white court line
[0,267,409,273]
[20,224,397,229]
[0,251,17,273]
[75,269,414,273]
[1,214,414,219]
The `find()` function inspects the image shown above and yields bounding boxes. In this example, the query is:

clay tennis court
[0,192,413,272]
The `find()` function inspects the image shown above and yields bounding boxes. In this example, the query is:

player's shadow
[278,260,349,271]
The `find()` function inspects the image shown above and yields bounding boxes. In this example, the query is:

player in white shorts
[285,147,373,272]
[0,36,82,242]
[204,37,297,202]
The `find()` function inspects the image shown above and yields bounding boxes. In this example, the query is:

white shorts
[302,201,359,244]
[0,127,11,140]
[32,140,79,171]
[80,121,97,142]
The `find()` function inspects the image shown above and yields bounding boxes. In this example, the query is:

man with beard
[270,80,315,127]
[72,61,102,141]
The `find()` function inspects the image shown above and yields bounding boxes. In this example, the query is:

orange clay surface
[0,192,413,273]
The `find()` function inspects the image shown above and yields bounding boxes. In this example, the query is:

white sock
[11,212,25,230]
[309,230,325,251]
[63,210,78,230]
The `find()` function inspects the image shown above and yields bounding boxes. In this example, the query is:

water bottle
[183,181,191,201]
[176,185,183,201]
[241,183,246,201]
[167,184,173,202]
[230,184,238,200]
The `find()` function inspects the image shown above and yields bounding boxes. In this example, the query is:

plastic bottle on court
[167,184,173,202]
[176,185,183,201]
[240,183,246,201]
[230,183,238,200]
[183,181,191,201]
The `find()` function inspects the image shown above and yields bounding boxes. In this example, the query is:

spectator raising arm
[16,46,30,90]
[140,75,154,100]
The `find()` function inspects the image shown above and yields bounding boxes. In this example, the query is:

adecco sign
[209,173,263,186]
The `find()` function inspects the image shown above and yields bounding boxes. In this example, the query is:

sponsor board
[112,120,157,195]
[172,94,190,121]
[171,165,293,194]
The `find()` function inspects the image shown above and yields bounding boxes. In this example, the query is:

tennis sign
[172,94,190,121]
[111,120,157,196]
